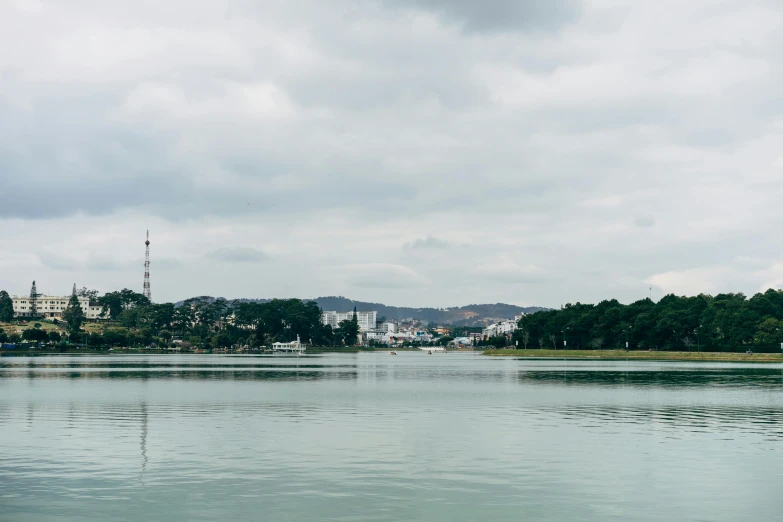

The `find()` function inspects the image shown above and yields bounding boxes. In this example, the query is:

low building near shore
[272,335,306,352]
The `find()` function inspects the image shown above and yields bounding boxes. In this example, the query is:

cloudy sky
[1,0,782,308]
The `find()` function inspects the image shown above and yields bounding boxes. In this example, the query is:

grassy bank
[483,349,783,363]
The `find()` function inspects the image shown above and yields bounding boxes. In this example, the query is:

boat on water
[390,351,397,355]
[427,350,432,354]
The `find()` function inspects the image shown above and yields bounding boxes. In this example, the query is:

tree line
[511,289,783,352]
[1,287,362,350]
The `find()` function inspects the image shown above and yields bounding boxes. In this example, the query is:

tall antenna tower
[143,230,151,302]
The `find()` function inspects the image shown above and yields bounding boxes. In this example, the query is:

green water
[1,353,782,521]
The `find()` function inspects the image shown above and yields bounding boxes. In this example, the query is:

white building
[482,320,518,338]
[321,310,378,331]
[11,294,105,320]
[272,335,306,353]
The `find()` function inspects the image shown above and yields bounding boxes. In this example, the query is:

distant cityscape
[2,282,525,349]
[0,233,531,351]
[320,309,523,348]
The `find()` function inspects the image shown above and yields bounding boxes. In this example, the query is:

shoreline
[0,347,426,356]
[482,349,783,363]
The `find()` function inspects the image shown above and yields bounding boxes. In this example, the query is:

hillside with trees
[512,290,783,353]
[182,296,546,326]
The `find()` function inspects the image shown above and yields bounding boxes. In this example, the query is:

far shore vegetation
[1,287,364,353]
[507,289,783,355]
[483,349,782,362]
[5,286,783,358]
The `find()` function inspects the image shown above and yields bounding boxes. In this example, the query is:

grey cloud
[405,236,452,250]
[342,263,428,289]
[390,0,581,33]
[36,252,173,273]
[474,259,547,284]
[154,258,186,270]
[3,0,783,307]
[206,247,269,263]
[37,252,82,271]
[84,257,128,272]
[634,217,656,228]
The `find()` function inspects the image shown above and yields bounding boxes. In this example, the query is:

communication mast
[143,231,151,302]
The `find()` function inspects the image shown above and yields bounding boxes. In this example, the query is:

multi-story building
[321,310,377,331]
[381,321,397,333]
[11,295,105,320]
[482,320,518,338]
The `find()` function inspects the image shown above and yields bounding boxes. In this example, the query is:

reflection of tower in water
[143,231,151,302]
[140,402,148,477]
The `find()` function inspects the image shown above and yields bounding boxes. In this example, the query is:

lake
[1,353,782,521]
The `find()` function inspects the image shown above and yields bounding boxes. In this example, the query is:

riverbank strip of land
[482,349,783,362]
[0,347,426,356]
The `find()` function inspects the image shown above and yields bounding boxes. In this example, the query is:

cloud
[474,259,546,283]
[37,251,82,271]
[2,0,783,308]
[404,236,452,250]
[390,0,581,33]
[206,247,269,263]
[645,265,752,297]
[340,263,429,289]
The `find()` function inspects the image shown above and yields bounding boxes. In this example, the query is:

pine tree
[351,306,359,331]
[0,290,14,322]
[345,306,360,345]
[63,294,85,333]
[29,281,39,318]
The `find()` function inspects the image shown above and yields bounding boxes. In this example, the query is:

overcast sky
[1,0,782,308]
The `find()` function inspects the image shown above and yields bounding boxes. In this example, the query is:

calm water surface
[2,353,782,521]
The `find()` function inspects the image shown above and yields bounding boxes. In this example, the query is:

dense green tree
[48,331,62,343]
[518,290,783,353]
[0,290,14,322]
[22,327,48,342]
[98,289,150,320]
[159,329,173,343]
[103,329,128,347]
[438,335,454,346]
[76,288,100,302]
[62,294,86,332]
[97,292,124,320]
[118,307,144,328]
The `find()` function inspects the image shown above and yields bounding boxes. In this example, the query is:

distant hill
[176,295,548,326]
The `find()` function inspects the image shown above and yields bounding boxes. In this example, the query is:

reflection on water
[1,353,782,522]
